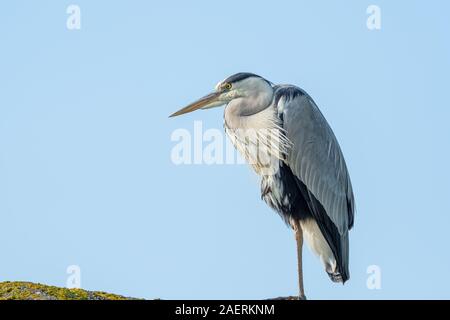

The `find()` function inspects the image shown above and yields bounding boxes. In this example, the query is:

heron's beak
[169,92,223,118]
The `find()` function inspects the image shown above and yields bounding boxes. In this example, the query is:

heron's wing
[274,85,355,282]
[274,85,355,235]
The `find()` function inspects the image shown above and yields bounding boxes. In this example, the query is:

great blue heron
[170,73,355,299]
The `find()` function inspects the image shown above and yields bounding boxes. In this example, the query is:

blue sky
[1,1,449,299]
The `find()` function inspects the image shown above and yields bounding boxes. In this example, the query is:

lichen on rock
[0,281,138,300]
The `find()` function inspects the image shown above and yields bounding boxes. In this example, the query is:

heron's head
[169,73,273,118]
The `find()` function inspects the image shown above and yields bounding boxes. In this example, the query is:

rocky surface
[0,281,298,300]
[0,281,138,300]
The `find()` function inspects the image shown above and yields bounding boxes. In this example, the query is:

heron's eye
[224,83,232,90]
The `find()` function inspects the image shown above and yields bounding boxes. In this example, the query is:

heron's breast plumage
[224,103,310,227]
[224,105,291,176]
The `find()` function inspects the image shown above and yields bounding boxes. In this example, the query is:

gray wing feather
[275,85,355,235]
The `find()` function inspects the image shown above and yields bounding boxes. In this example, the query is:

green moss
[0,281,140,300]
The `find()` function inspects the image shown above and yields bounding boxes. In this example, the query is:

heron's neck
[224,91,274,129]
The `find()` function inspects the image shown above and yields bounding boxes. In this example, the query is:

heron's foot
[267,295,304,300]
[298,294,307,300]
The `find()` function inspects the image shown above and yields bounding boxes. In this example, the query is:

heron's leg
[294,220,307,300]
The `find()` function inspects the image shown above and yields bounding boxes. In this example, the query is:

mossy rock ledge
[0,281,139,300]
[0,281,300,300]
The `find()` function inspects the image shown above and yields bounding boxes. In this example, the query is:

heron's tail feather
[327,271,344,283]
